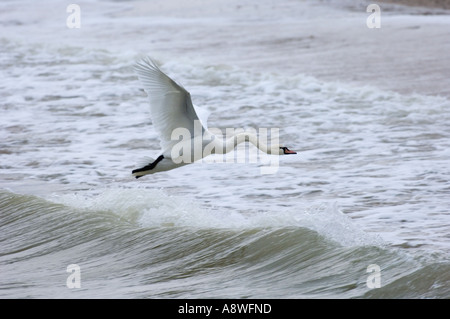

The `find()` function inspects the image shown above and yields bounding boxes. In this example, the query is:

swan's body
[132,58,296,178]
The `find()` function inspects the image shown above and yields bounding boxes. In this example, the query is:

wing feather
[134,57,206,150]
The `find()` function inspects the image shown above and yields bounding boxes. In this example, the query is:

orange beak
[283,147,297,154]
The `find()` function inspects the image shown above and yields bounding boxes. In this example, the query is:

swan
[131,57,296,178]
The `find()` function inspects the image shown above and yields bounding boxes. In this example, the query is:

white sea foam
[49,187,384,248]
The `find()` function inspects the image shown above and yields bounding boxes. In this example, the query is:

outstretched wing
[134,57,206,150]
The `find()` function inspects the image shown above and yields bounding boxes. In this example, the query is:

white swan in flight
[132,57,297,178]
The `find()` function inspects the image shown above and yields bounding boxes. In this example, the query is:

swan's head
[279,146,297,155]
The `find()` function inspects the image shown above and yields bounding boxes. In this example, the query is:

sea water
[0,0,449,298]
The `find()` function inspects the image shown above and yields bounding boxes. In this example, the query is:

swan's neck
[222,132,278,154]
